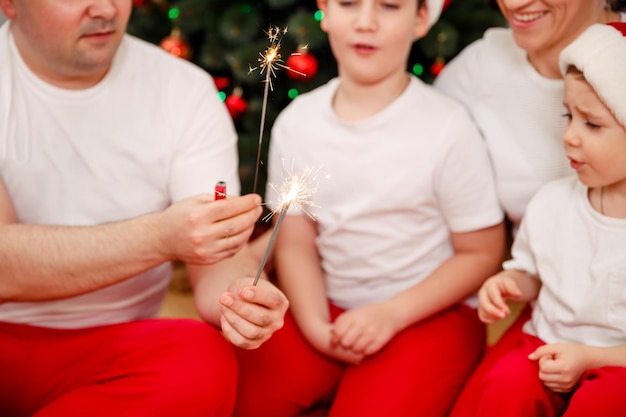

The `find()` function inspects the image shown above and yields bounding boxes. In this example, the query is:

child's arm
[274,214,364,364]
[332,222,506,356]
[529,343,626,393]
[477,268,541,323]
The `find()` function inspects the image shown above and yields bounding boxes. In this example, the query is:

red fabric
[234,303,485,417]
[0,318,237,417]
[450,308,626,417]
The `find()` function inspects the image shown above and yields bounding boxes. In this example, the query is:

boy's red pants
[0,318,237,417]
[234,303,485,417]
[450,308,626,417]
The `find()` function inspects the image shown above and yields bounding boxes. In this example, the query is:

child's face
[562,72,626,190]
[317,0,429,85]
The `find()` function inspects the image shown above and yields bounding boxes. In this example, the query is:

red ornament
[132,0,150,6]
[286,48,318,81]
[443,0,453,10]
[225,87,248,120]
[430,56,446,77]
[213,77,230,91]
[159,28,191,60]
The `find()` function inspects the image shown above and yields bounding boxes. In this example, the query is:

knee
[156,320,238,416]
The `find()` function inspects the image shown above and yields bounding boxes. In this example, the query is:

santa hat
[427,0,444,28]
[559,22,626,127]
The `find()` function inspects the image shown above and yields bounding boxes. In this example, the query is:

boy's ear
[317,0,329,32]
[413,1,430,40]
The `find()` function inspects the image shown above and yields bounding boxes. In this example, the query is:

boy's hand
[331,301,400,357]
[477,272,523,323]
[529,343,589,393]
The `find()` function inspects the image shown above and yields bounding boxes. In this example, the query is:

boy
[234,1,505,416]
[460,22,626,417]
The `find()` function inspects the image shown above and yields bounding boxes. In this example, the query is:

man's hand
[160,194,262,265]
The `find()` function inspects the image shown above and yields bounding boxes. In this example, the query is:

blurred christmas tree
[127,0,506,197]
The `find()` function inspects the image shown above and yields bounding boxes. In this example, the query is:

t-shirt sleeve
[167,72,240,202]
[433,106,503,233]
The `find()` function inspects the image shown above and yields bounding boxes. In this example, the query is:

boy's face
[0,0,132,88]
[562,72,626,190]
[317,0,429,86]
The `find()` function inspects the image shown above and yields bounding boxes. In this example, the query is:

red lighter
[215,181,227,200]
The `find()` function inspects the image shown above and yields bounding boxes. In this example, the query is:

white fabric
[434,28,575,232]
[504,176,626,347]
[426,0,444,27]
[559,23,626,128]
[267,76,503,310]
[0,22,240,328]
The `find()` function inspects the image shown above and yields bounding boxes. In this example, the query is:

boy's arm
[274,215,329,342]
[387,222,506,330]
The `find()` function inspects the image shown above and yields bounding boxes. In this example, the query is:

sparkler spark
[248,25,306,194]
[253,165,320,285]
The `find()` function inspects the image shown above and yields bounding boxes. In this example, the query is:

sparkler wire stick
[249,26,306,194]
[252,201,290,286]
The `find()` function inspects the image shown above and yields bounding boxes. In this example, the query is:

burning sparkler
[253,165,320,285]
[248,26,305,194]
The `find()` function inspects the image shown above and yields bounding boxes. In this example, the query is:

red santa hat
[559,22,626,127]
[427,0,444,27]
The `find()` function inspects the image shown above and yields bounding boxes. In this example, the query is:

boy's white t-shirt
[0,24,240,328]
[267,76,503,309]
[505,177,626,348]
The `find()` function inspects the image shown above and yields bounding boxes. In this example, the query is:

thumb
[528,344,552,361]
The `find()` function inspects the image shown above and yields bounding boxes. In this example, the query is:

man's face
[2,0,132,88]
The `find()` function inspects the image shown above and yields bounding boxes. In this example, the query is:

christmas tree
[127,0,506,197]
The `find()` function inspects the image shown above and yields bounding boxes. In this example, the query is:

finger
[220,305,266,343]
[211,194,263,220]
[240,283,288,315]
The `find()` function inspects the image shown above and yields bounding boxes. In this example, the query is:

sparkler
[248,26,305,194]
[252,165,319,285]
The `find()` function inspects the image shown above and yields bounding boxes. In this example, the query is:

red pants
[233,303,485,417]
[450,310,626,417]
[0,318,237,417]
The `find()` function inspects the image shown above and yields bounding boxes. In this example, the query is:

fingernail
[222,295,233,306]
[243,290,254,299]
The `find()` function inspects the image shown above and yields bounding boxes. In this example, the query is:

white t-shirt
[0,23,240,328]
[434,27,574,232]
[505,177,626,347]
[267,76,503,309]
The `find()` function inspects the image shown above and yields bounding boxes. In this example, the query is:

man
[0,0,287,416]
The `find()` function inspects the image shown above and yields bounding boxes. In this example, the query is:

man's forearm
[0,213,168,302]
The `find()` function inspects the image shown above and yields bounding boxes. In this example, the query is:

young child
[233,1,505,416]
[458,22,626,417]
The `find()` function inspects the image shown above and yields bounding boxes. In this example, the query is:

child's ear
[317,0,329,32]
[413,1,431,40]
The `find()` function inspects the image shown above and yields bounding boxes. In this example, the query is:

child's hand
[331,302,399,357]
[477,272,523,323]
[528,343,589,393]
[307,321,364,365]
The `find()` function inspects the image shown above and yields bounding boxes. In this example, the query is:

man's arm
[0,176,262,302]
